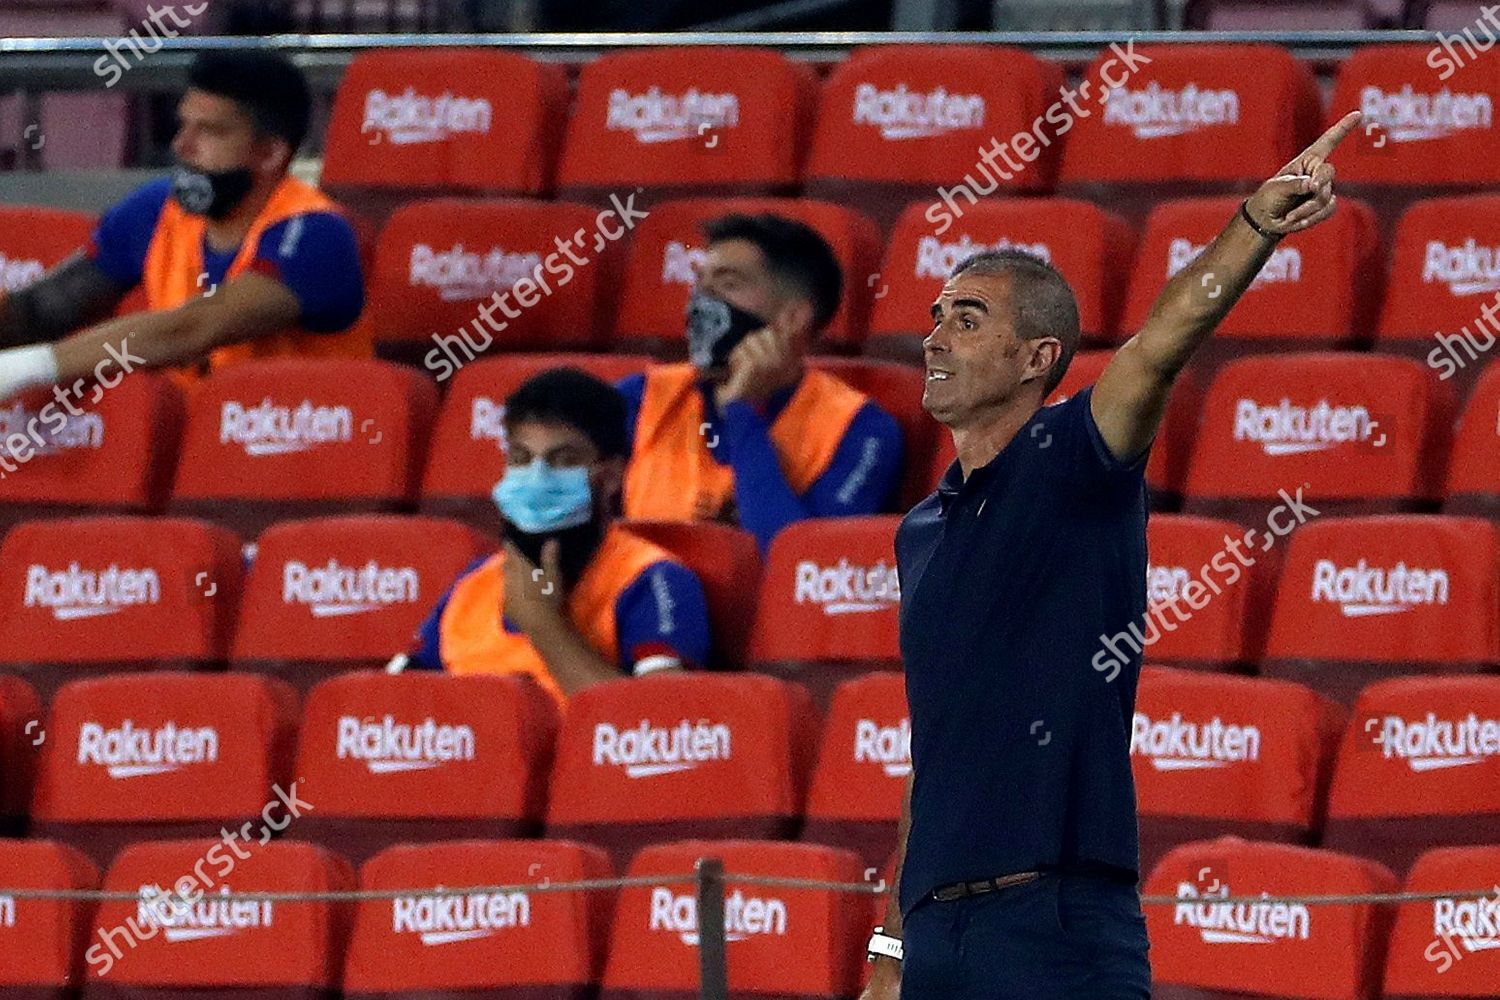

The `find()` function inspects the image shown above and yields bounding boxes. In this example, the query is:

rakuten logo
[1423,239,1500,296]
[1146,564,1192,603]
[337,715,476,774]
[0,895,13,928]
[1169,238,1300,287]
[1360,85,1492,142]
[361,87,492,145]
[914,234,1051,280]
[649,887,786,945]
[1310,559,1449,617]
[0,403,104,456]
[24,563,160,621]
[1233,399,1378,456]
[392,891,529,945]
[220,399,352,457]
[592,720,731,778]
[77,721,218,779]
[136,885,271,943]
[469,396,507,449]
[793,558,900,615]
[1434,892,1500,952]
[1102,82,1239,139]
[854,718,910,777]
[851,82,985,139]
[661,240,706,285]
[1131,712,1261,771]
[1369,713,1500,771]
[409,243,542,303]
[0,252,45,292]
[283,559,420,617]
[606,87,740,144]
[1173,882,1310,944]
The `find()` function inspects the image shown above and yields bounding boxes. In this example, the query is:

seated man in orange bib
[617,213,903,552]
[392,369,713,704]
[0,50,365,400]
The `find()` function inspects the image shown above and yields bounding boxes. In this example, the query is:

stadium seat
[321,49,568,222]
[419,352,654,534]
[293,672,560,865]
[84,839,352,999]
[0,675,41,835]
[1381,845,1500,998]
[0,839,99,1000]
[1141,516,1268,671]
[1378,194,1500,401]
[1132,667,1346,874]
[556,47,817,204]
[1445,365,1500,518]
[801,672,908,868]
[1059,45,1322,225]
[230,515,493,691]
[1323,676,1500,876]
[1182,354,1453,527]
[616,520,761,671]
[343,839,613,999]
[0,205,94,292]
[804,357,933,510]
[746,517,902,709]
[168,359,437,538]
[1119,196,1382,368]
[30,672,298,867]
[866,198,1136,362]
[1145,836,1396,1000]
[1261,515,1498,706]
[1330,45,1500,233]
[367,199,621,365]
[545,674,816,869]
[803,46,1065,232]
[0,516,242,699]
[600,839,866,1000]
[610,197,880,356]
[0,373,184,532]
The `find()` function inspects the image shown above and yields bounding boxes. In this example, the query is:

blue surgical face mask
[491,459,593,535]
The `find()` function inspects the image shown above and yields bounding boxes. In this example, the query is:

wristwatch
[866,925,904,963]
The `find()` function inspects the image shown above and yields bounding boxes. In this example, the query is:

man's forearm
[0,255,128,349]
[524,613,621,696]
[883,773,912,934]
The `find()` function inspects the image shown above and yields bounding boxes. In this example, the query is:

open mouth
[926,369,953,382]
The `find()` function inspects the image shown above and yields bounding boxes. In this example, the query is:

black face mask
[171,164,255,221]
[502,517,605,595]
[686,289,767,372]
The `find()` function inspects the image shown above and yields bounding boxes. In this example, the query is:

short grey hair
[951,249,1081,394]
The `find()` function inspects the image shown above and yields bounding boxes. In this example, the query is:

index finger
[1303,110,1362,164]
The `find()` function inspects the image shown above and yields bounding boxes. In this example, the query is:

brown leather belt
[930,870,1041,902]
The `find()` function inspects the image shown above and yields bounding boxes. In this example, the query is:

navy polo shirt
[895,386,1149,917]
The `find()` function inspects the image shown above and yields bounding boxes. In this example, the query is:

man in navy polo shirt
[861,112,1362,999]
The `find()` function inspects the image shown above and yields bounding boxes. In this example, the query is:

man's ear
[594,455,627,515]
[1021,337,1063,388]
[774,297,817,348]
[255,136,292,177]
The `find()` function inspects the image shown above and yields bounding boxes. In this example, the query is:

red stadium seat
[557,48,817,203]
[343,840,613,1000]
[168,360,437,538]
[801,672,908,868]
[419,353,654,534]
[321,49,568,221]
[293,672,559,866]
[545,674,815,869]
[84,839,352,999]
[367,199,624,365]
[1182,354,1453,527]
[1446,365,1500,518]
[1381,846,1500,998]
[1142,516,1268,671]
[0,675,41,834]
[1145,837,1396,1000]
[0,516,242,699]
[1261,516,1498,705]
[1059,44,1322,224]
[0,373,184,531]
[230,515,493,691]
[1377,194,1500,401]
[1324,676,1500,876]
[1132,667,1346,873]
[0,205,94,292]
[804,46,1064,231]
[0,839,98,1000]
[804,357,935,510]
[601,840,866,1000]
[31,673,298,868]
[616,520,761,670]
[867,198,1135,362]
[610,197,880,356]
[746,517,901,709]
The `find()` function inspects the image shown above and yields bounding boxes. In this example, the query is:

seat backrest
[0,839,98,989]
[601,839,866,999]
[1139,516,1264,667]
[1447,365,1500,509]
[805,672,909,824]
[557,47,815,194]
[1382,845,1500,995]
[1378,194,1500,354]
[0,675,41,822]
[0,205,94,293]
[343,839,612,994]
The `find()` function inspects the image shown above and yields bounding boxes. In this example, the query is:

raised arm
[1091,110,1362,464]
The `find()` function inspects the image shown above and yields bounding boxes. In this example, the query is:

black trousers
[900,872,1151,999]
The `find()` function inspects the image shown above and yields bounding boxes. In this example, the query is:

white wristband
[0,345,60,401]
[867,928,903,963]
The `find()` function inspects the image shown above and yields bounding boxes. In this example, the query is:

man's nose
[923,322,950,357]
